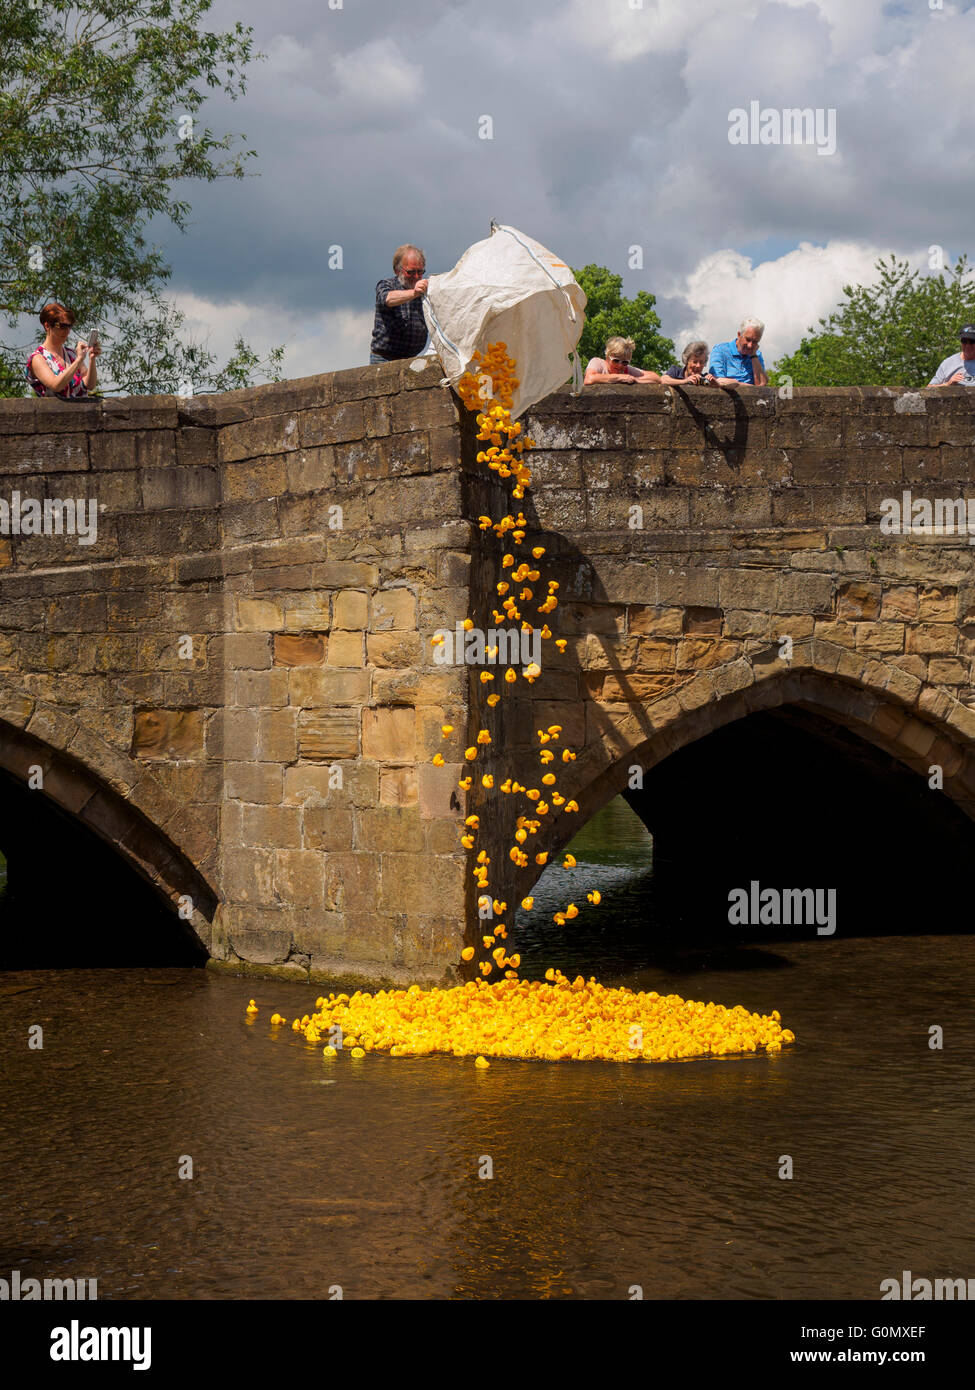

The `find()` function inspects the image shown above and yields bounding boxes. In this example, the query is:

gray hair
[681,340,709,365]
[392,243,425,274]
[739,316,765,338]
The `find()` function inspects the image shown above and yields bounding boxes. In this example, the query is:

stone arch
[518,640,975,898]
[0,688,218,950]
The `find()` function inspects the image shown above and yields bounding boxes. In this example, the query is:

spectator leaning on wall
[708,318,768,387]
[584,336,662,385]
[370,244,430,363]
[926,324,975,387]
[662,340,716,386]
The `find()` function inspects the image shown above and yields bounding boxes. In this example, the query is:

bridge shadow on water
[514,708,975,983]
[0,767,206,969]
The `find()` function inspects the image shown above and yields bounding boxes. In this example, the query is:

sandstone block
[333,590,369,630]
[133,709,204,758]
[370,588,417,631]
[928,658,970,685]
[241,804,302,849]
[229,927,292,964]
[284,592,332,631]
[362,706,416,762]
[303,806,354,851]
[357,805,423,853]
[223,848,275,905]
[256,709,299,762]
[628,605,684,637]
[855,622,905,653]
[289,668,369,707]
[300,400,365,447]
[917,586,957,622]
[298,709,360,759]
[906,624,958,656]
[837,581,881,620]
[380,767,419,806]
[219,413,299,463]
[274,848,325,907]
[328,630,365,666]
[238,598,285,632]
[273,633,325,666]
[367,631,422,668]
[880,587,918,621]
[225,762,284,804]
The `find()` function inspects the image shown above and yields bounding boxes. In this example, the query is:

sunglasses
[607,356,631,365]
[402,268,424,276]
[961,338,975,345]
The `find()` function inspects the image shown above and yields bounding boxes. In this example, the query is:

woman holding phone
[26,303,101,398]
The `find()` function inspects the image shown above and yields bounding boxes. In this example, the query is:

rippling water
[2,800,973,1300]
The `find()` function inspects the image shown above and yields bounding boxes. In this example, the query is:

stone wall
[2,373,974,982]
[475,383,975,916]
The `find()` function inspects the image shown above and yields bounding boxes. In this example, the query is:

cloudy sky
[156,0,975,376]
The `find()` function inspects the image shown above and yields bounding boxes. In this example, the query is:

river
[1,798,973,1300]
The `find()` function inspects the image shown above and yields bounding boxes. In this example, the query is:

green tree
[771,254,975,388]
[572,264,674,371]
[0,0,283,397]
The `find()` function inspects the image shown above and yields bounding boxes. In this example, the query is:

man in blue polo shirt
[708,318,768,386]
[926,324,975,387]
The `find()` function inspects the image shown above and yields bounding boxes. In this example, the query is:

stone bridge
[1,366,974,982]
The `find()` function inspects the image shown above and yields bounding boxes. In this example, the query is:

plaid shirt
[370,276,428,360]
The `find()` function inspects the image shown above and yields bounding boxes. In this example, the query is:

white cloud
[670,240,913,365]
[171,291,374,378]
[332,38,422,108]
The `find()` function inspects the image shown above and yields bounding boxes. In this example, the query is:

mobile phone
[88,329,100,350]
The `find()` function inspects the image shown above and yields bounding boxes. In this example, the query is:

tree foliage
[572,264,674,372]
[771,255,975,388]
[0,0,282,396]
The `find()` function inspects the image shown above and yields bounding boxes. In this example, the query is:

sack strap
[493,224,579,323]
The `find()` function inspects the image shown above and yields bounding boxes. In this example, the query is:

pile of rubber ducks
[248,978,795,1065]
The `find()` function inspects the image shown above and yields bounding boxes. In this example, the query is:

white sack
[422,224,587,420]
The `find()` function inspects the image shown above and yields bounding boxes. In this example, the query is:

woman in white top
[26,302,100,398]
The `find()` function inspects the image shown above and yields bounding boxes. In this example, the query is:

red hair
[39,302,74,328]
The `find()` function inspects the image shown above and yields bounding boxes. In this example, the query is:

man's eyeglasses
[402,268,424,277]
